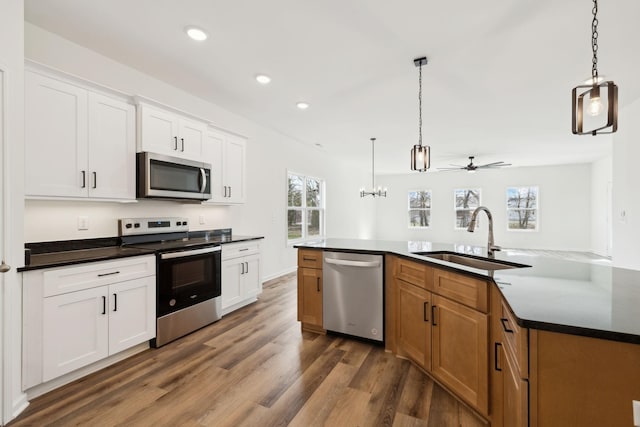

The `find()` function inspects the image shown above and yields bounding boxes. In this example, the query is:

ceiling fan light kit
[571,0,618,136]
[360,138,387,198]
[411,56,431,172]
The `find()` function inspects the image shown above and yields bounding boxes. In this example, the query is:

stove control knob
[169,299,176,307]
[125,223,132,229]
[183,221,188,226]
[134,223,140,228]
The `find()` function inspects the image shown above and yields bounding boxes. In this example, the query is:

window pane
[456,210,474,228]
[507,187,538,209]
[288,175,303,207]
[409,191,431,208]
[409,209,430,227]
[287,209,303,239]
[455,189,480,209]
[306,178,321,207]
[307,210,322,238]
[508,209,537,230]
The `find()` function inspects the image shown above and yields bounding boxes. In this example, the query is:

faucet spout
[467,206,501,258]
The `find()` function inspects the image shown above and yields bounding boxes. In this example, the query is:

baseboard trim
[262,266,297,283]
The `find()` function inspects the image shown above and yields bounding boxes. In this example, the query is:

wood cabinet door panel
[298,267,323,327]
[298,249,323,269]
[433,269,488,312]
[396,258,432,290]
[431,294,488,415]
[396,280,431,370]
[501,344,529,427]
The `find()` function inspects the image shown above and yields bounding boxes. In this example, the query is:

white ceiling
[24,0,639,174]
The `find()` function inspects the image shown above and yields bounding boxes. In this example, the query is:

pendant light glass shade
[411,56,431,171]
[571,0,618,135]
[411,144,430,172]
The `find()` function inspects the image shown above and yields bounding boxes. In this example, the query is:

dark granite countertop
[295,238,639,345]
[18,234,264,272]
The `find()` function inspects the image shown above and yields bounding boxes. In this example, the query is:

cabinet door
[396,280,431,370]
[224,135,246,204]
[108,276,156,355]
[500,344,529,427]
[25,71,88,197]
[431,294,489,415]
[88,92,136,200]
[242,254,261,298]
[222,258,244,310]
[139,105,179,155]
[177,118,205,159]
[297,267,323,328]
[42,286,108,381]
[203,130,226,203]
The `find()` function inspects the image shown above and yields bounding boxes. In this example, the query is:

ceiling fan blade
[437,167,465,171]
[479,161,506,166]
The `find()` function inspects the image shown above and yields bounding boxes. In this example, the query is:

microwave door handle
[199,168,207,193]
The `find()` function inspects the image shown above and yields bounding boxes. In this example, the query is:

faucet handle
[491,245,502,252]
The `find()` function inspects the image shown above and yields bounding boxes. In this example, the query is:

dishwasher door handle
[324,258,380,268]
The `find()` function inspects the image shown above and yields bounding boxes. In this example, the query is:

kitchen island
[295,239,640,427]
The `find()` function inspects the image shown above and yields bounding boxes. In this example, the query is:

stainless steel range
[119,217,222,347]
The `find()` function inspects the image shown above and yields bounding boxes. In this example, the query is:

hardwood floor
[9,273,487,427]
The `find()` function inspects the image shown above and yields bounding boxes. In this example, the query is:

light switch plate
[633,400,640,426]
[77,216,89,231]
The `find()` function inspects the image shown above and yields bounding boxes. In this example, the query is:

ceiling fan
[438,156,512,172]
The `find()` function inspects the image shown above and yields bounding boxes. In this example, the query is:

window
[507,186,538,231]
[454,188,481,229]
[287,172,325,243]
[408,190,431,228]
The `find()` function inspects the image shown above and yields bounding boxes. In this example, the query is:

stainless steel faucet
[467,206,502,258]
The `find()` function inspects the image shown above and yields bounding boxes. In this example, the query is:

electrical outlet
[77,216,89,231]
[199,215,206,225]
[633,400,640,426]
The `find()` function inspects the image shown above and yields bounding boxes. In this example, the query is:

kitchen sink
[413,252,529,271]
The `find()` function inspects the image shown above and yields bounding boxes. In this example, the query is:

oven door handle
[160,246,221,259]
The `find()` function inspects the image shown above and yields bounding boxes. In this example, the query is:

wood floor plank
[9,273,487,427]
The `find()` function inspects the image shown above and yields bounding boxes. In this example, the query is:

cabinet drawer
[395,257,432,290]
[499,298,528,379]
[433,269,488,313]
[222,241,260,260]
[298,249,323,269]
[43,255,155,297]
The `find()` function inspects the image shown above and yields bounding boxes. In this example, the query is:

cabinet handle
[423,301,429,322]
[97,271,120,277]
[241,262,245,274]
[494,342,503,371]
[302,257,316,261]
[229,186,232,198]
[113,293,118,312]
[245,261,249,273]
[81,171,86,188]
[223,186,227,197]
[181,138,185,152]
[174,136,178,150]
[500,318,514,333]
[239,248,249,252]
[101,296,106,315]
[92,172,97,189]
[316,277,320,292]
[431,305,437,326]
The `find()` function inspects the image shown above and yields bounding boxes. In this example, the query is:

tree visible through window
[409,190,431,228]
[454,188,481,229]
[507,186,538,231]
[287,172,325,242]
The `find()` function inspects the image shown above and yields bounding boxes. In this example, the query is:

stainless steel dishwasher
[323,251,383,342]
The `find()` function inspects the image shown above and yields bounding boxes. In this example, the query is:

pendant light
[411,56,430,171]
[571,0,618,135]
[360,138,387,198]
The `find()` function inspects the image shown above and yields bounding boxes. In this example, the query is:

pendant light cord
[591,0,599,81]
[418,63,423,147]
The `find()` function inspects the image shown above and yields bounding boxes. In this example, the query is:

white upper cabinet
[25,70,135,201]
[204,129,246,204]
[137,103,206,160]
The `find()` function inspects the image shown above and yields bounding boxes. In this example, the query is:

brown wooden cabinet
[297,249,325,333]
[396,279,431,369]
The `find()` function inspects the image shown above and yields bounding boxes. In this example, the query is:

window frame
[408,189,432,229]
[453,188,482,230]
[506,186,539,232]
[287,170,326,245]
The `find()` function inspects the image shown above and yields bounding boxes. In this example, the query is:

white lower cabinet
[24,255,156,389]
[221,241,262,315]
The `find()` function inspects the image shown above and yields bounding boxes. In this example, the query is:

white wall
[0,0,28,421]
[24,23,374,280]
[612,97,640,270]
[374,164,592,251]
[590,155,612,257]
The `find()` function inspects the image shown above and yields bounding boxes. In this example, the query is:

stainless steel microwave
[137,152,211,201]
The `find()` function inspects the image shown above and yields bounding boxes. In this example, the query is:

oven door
[157,246,221,317]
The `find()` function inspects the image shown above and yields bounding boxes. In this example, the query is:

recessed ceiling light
[255,74,271,84]
[185,26,208,41]
[296,102,310,110]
